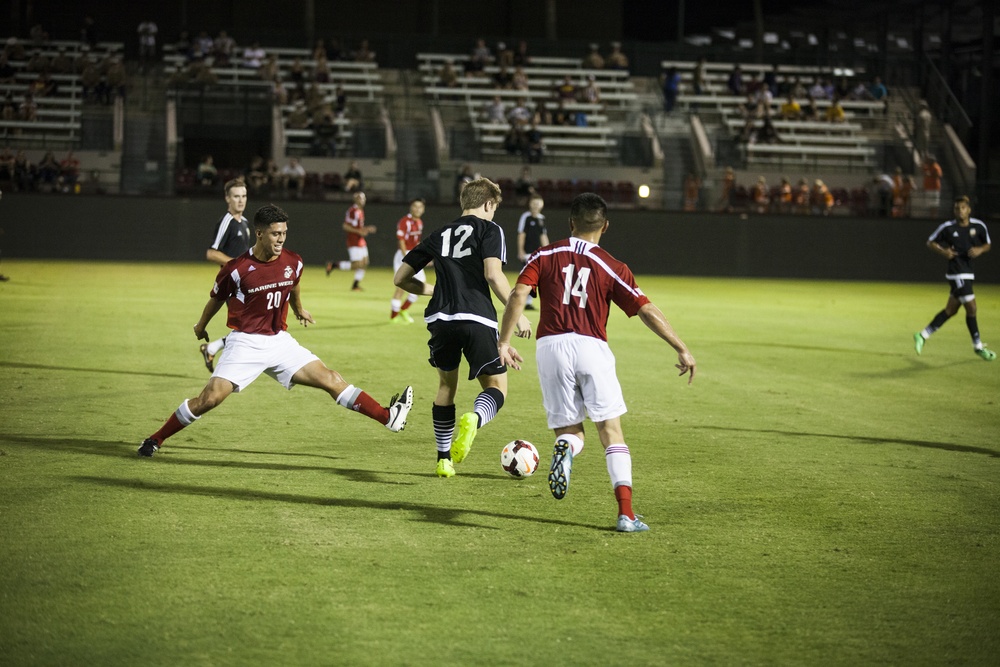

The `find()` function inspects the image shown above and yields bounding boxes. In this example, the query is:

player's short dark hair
[954,195,971,205]
[410,197,426,206]
[460,177,502,211]
[253,204,289,230]
[224,177,246,196]
[570,193,608,232]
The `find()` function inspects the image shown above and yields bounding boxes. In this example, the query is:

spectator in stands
[869,76,888,101]
[683,173,701,212]
[333,85,347,116]
[808,78,827,100]
[780,92,801,120]
[849,79,873,100]
[496,42,514,68]
[717,167,736,212]
[811,179,834,215]
[503,122,527,156]
[288,56,306,86]
[661,66,681,113]
[343,161,364,192]
[213,30,236,66]
[580,75,601,105]
[197,155,218,187]
[37,151,60,191]
[525,124,543,163]
[727,65,744,96]
[745,72,762,96]
[825,97,846,123]
[794,178,810,214]
[484,96,507,123]
[0,55,15,84]
[312,111,339,156]
[834,77,851,100]
[312,39,328,61]
[455,163,477,201]
[138,20,158,71]
[79,16,98,47]
[353,39,376,63]
[511,66,529,91]
[756,116,780,144]
[692,57,706,96]
[467,38,491,76]
[287,100,310,129]
[5,36,26,61]
[764,64,779,96]
[12,151,35,192]
[243,41,265,69]
[922,155,942,216]
[106,57,127,99]
[51,48,73,74]
[304,82,323,111]
[327,39,343,62]
[0,93,15,120]
[789,76,807,99]
[258,54,279,82]
[777,177,793,213]
[915,100,932,159]
[555,74,577,101]
[901,175,916,217]
[195,31,214,60]
[873,173,894,217]
[513,40,531,67]
[314,54,332,83]
[801,93,819,121]
[29,22,49,44]
[59,150,80,193]
[583,43,604,70]
[751,176,770,213]
[507,97,532,126]
[492,65,513,89]
[533,104,553,126]
[31,71,58,98]
[245,155,268,194]
[606,42,628,71]
[281,157,307,198]
[271,76,289,105]
[514,166,536,204]
[18,92,38,121]
[26,51,49,74]
[438,60,459,88]
[551,99,574,126]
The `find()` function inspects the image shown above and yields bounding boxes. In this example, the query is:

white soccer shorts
[213,330,319,391]
[393,249,426,281]
[536,333,627,429]
[347,245,369,263]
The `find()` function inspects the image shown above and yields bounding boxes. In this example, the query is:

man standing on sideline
[199,178,252,372]
[139,204,413,458]
[498,193,696,533]
[516,194,548,310]
[326,191,375,291]
[394,178,533,478]
[389,198,425,324]
[913,195,994,361]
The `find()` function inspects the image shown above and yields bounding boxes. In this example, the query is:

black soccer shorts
[427,320,506,379]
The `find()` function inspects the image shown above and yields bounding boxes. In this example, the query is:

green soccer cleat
[975,347,996,361]
[400,310,414,324]
[451,412,478,464]
[436,458,455,478]
[913,332,925,355]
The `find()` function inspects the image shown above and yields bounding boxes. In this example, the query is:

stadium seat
[574,179,595,196]
[535,179,554,200]
[497,177,515,200]
[555,180,575,206]
[322,172,342,191]
[616,181,636,205]
[595,180,615,202]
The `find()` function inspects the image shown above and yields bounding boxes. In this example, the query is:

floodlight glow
[638,184,650,198]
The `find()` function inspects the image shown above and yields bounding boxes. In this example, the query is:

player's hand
[969,247,982,259]
[675,351,696,385]
[296,309,315,327]
[194,326,209,342]
[499,342,524,370]
[517,252,527,262]
[365,225,377,235]
[515,314,532,339]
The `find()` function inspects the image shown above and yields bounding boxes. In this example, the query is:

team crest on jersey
[971,229,977,236]
[284,266,293,279]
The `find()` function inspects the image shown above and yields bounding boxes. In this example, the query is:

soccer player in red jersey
[498,193,696,532]
[389,198,425,323]
[326,191,376,291]
[138,204,413,457]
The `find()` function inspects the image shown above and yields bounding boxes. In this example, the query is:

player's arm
[517,232,527,261]
[969,242,991,259]
[205,248,231,266]
[637,302,696,384]
[288,282,314,327]
[393,260,434,296]
[498,283,532,370]
[926,239,956,259]
[193,297,226,341]
[397,236,408,253]
[483,257,531,339]
[539,232,549,247]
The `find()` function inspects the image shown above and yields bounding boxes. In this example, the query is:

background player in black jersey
[516,194,549,310]
[913,195,994,361]
[200,178,252,372]
[394,177,532,478]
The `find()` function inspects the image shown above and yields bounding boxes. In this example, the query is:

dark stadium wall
[4,196,995,283]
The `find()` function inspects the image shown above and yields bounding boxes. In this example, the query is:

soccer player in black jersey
[394,178,533,477]
[914,195,994,361]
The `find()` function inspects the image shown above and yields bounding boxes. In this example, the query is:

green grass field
[1,259,998,666]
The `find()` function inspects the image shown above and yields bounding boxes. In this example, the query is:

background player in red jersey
[498,193,695,532]
[389,198,425,324]
[138,204,413,458]
[326,191,376,291]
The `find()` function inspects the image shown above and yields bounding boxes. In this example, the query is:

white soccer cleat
[385,385,414,432]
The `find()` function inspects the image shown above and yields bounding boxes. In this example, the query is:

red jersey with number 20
[345,204,366,248]
[211,249,305,335]
[517,237,650,341]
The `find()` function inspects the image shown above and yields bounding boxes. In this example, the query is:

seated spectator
[551,99,574,126]
[304,82,324,113]
[756,116,780,144]
[794,178,810,214]
[661,67,680,112]
[0,93,16,121]
[313,54,330,83]
[13,150,35,192]
[312,39,328,61]
[245,155,268,194]
[849,79,873,100]
[512,40,531,67]
[137,21,158,68]
[717,166,736,212]
[106,57,127,99]
[834,77,851,100]
[811,179,834,215]
[26,50,50,74]
[242,42,265,69]
[583,43,604,70]
[727,65,744,96]
[288,57,306,86]
[333,85,347,116]
[825,97,846,123]
[580,75,601,104]
[196,155,218,187]
[37,151,60,190]
[271,76,288,106]
[779,93,801,120]
[311,111,339,156]
[353,39,376,63]
[555,74,576,101]
[258,54,278,81]
[19,93,38,121]
[822,78,835,99]
[172,31,194,62]
[483,96,507,123]
[511,66,528,90]
[281,157,306,197]
[751,176,770,213]
[194,31,214,60]
[343,161,364,192]
[287,100,310,129]
[524,124,543,163]
[533,104,552,126]
[438,60,459,88]
[808,78,827,100]
[31,71,58,98]
[507,97,532,126]
[869,76,888,101]
[801,93,819,121]
[51,48,73,74]
[59,150,80,193]
[327,39,342,61]
[503,123,527,156]
[777,177,793,213]
[764,64,779,96]
[745,72,762,96]
[5,36,26,61]
[492,65,513,89]
[213,30,236,66]
[29,23,49,45]
[606,42,628,70]
[466,38,491,75]
[496,42,514,68]
[789,76,807,98]
[683,172,701,212]
[514,166,535,203]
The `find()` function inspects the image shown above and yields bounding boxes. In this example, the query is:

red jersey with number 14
[345,205,366,247]
[517,237,649,341]
[396,214,423,250]
[211,248,305,335]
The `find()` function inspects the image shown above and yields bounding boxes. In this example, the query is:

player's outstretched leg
[451,412,478,464]
[137,438,160,457]
[385,386,414,432]
[548,438,573,500]
[616,514,650,533]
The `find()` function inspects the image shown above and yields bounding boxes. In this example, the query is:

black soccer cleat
[137,438,160,457]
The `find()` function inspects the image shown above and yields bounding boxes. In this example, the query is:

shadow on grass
[74,475,608,531]
[692,425,1000,458]
[0,360,193,380]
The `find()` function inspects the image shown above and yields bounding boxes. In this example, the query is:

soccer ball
[500,440,540,478]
